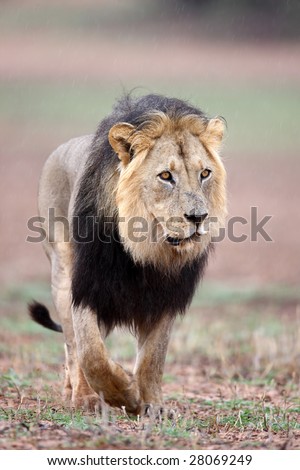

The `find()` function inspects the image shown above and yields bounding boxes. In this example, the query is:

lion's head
[108,109,227,270]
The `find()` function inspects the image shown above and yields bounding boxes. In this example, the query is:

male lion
[29,94,227,414]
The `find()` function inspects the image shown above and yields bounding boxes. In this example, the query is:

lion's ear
[108,122,135,165]
[201,118,225,151]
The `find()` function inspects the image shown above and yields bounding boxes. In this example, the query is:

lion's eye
[200,169,211,180]
[159,171,173,182]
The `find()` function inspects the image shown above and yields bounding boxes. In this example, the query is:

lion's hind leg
[50,242,98,410]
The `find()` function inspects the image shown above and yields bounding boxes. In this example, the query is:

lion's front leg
[134,315,174,412]
[72,306,141,414]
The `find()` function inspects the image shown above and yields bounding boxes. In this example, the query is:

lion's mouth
[166,236,183,246]
[166,232,200,247]
[166,224,208,247]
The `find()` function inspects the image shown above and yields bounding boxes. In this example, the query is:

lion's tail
[28,301,63,333]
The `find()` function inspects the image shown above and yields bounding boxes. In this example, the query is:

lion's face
[109,113,227,270]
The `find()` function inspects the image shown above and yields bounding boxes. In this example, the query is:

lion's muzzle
[184,211,208,225]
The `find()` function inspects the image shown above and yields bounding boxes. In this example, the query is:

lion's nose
[184,212,208,225]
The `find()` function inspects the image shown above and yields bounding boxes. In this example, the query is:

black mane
[71,94,210,334]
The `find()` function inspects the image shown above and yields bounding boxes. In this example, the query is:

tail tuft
[28,301,63,333]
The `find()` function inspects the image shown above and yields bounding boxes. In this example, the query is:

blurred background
[0,0,299,315]
[1,0,299,291]
[1,2,300,448]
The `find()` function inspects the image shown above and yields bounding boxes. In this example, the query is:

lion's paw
[72,392,101,412]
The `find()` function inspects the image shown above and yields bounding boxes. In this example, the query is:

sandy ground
[1,374,299,450]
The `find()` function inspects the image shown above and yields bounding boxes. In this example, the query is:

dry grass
[0,282,299,450]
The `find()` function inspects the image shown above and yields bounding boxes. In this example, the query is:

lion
[29,93,227,415]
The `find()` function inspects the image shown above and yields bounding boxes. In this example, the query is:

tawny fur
[29,94,227,414]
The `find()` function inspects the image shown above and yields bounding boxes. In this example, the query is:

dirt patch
[0,299,299,450]
[1,369,299,450]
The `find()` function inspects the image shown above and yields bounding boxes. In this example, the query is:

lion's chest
[72,234,208,333]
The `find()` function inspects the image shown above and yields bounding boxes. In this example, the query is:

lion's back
[38,135,94,221]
